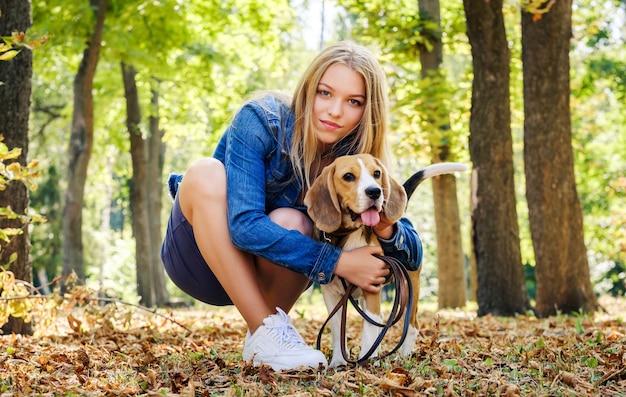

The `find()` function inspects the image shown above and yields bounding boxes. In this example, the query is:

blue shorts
[161,195,232,306]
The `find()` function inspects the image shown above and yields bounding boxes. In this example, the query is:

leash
[316,254,413,366]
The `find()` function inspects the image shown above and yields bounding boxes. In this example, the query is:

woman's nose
[327,100,342,118]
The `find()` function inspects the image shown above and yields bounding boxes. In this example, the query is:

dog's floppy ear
[304,163,343,233]
[377,158,407,223]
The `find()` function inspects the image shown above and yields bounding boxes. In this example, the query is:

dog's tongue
[361,208,380,227]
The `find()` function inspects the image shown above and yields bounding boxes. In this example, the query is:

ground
[1,293,625,396]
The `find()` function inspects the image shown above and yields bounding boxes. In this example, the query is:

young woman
[161,41,423,371]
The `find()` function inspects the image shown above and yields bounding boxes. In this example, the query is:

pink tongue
[361,208,381,226]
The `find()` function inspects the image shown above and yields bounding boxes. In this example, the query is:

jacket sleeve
[222,102,341,285]
[378,217,423,271]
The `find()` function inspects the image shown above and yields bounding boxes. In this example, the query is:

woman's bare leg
[178,158,310,333]
[257,208,312,312]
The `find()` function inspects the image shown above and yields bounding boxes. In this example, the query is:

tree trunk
[432,174,466,307]
[463,0,530,316]
[122,62,155,307]
[521,1,597,317]
[62,0,107,281]
[418,0,467,309]
[147,82,168,306]
[0,0,34,335]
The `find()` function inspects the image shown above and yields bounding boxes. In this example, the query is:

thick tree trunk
[0,0,34,335]
[463,0,530,316]
[62,0,107,281]
[418,0,467,309]
[521,1,597,317]
[122,62,155,307]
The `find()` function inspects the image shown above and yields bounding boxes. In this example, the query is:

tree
[336,0,468,309]
[121,63,168,306]
[521,1,597,316]
[62,0,107,282]
[0,0,34,335]
[463,0,530,316]
[418,0,466,309]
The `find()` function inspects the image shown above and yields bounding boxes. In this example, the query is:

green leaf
[0,49,20,61]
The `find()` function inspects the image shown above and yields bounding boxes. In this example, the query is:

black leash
[316,254,413,366]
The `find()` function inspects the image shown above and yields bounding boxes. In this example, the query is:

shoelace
[267,319,307,350]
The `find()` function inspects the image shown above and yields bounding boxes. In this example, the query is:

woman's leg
[256,208,312,312]
[177,158,310,333]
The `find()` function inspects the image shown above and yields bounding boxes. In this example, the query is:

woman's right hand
[333,246,390,293]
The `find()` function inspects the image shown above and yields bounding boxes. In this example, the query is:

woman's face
[312,63,366,150]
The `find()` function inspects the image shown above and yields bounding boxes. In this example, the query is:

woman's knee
[178,158,226,219]
[179,158,226,199]
[268,208,313,237]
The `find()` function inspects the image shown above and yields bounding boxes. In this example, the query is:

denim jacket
[167,95,423,284]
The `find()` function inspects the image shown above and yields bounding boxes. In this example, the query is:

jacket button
[317,272,326,282]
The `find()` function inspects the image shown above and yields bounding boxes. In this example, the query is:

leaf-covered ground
[1,294,625,396]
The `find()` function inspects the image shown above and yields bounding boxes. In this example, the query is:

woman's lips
[320,120,341,131]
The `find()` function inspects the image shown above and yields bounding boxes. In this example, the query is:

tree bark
[463,0,530,316]
[62,0,107,281]
[147,83,168,306]
[521,1,597,317]
[432,174,466,307]
[418,0,467,309]
[0,0,34,335]
[122,62,155,307]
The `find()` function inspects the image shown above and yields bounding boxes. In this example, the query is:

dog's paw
[329,355,348,369]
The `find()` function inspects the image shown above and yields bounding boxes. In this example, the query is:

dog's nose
[365,186,381,200]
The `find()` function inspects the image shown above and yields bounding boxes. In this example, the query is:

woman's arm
[221,100,342,285]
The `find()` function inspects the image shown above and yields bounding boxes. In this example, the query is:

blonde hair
[290,41,390,189]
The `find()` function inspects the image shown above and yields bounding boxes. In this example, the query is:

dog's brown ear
[377,158,407,223]
[304,164,343,233]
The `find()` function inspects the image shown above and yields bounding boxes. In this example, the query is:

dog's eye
[343,173,355,182]
[373,170,381,179]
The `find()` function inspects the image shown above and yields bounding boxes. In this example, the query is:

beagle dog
[304,153,467,367]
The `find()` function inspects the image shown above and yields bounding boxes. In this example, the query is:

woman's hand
[372,213,395,239]
[333,246,389,293]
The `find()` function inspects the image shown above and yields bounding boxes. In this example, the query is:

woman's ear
[304,164,343,233]
[376,158,407,223]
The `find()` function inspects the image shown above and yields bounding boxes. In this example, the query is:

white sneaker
[242,307,328,371]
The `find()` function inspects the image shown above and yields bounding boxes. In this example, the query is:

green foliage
[28,0,311,300]
[336,0,471,165]
[23,0,626,301]
[569,0,626,294]
[29,165,63,281]
[0,137,46,246]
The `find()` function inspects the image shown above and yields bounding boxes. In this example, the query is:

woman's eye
[373,170,381,179]
[343,173,355,182]
[318,90,330,97]
[349,98,363,106]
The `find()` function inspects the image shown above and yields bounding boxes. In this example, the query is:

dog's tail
[403,162,469,200]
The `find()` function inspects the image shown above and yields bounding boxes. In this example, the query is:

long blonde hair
[290,41,390,189]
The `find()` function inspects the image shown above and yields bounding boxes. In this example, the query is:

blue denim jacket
[167,95,423,284]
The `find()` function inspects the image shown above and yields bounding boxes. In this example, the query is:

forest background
[1,0,625,320]
[1,0,626,395]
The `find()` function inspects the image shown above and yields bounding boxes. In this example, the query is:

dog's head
[304,154,407,234]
